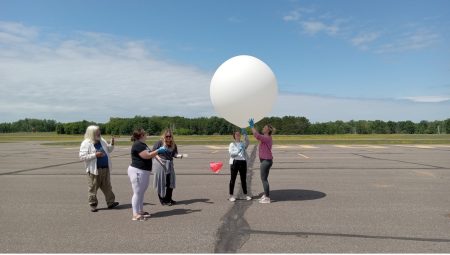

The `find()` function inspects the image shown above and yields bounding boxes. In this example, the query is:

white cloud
[282,7,341,36]
[376,29,439,53]
[274,93,450,122]
[301,21,339,36]
[350,32,380,50]
[282,6,442,54]
[282,7,314,22]
[400,96,450,103]
[0,21,38,39]
[0,21,447,123]
[283,9,301,21]
[0,21,214,122]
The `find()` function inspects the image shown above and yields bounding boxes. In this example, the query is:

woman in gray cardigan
[152,129,183,206]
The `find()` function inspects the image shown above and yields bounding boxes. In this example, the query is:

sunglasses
[165,135,172,138]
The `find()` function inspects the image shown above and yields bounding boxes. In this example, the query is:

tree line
[0,116,449,135]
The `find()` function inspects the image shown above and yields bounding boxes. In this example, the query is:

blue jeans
[260,159,273,197]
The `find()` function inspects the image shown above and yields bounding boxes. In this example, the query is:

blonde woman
[79,125,119,212]
[152,129,183,206]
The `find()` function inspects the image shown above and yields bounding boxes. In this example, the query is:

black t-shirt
[153,140,178,161]
[130,141,152,171]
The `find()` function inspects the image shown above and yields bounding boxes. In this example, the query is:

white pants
[127,166,150,214]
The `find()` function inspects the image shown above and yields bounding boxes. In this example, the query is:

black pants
[229,160,248,195]
[159,173,173,203]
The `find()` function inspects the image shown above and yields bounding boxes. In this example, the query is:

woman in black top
[128,128,166,221]
[152,129,181,206]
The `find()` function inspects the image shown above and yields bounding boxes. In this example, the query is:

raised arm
[103,138,114,153]
[248,118,271,143]
[254,132,272,143]
[248,118,257,135]
[243,133,250,149]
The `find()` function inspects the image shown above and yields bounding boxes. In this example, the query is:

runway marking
[298,145,319,149]
[312,156,361,159]
[395,145,435,149]
[335,145,387,149]
[0,152,130,176]
[206,145,228,150]
[372,183,393,188]
[353,153,445,169]
[412,170,436,178]
[298,153,310,159]
[274,145,293,149]
[211,150,219,154]
[246,229,450,243]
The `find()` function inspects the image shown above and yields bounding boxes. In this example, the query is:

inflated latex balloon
[210,55,278,128]
[209,161,223,173]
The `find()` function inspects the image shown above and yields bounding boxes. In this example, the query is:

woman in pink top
[249,118,274,204]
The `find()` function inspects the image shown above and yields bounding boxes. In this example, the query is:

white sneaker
[258,195,266,201]
[244,195,252,201]
[259,197,271,204]
[229,196,236,202]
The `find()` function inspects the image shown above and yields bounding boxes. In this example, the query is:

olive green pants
[87,168,115,207]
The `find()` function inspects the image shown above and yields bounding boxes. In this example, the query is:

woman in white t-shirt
[228,129,252,202]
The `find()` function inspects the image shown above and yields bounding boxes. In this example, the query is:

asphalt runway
[1,142,450,253]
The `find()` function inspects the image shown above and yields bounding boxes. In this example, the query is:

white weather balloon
[210,55,278,128]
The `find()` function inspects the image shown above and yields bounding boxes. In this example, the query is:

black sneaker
[90,205,98,212]
[170,200,176,205]
[107,202,119,209]
[160,201,172,206]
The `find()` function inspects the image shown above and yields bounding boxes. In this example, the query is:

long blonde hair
[84,125,100,143]
[160,128,176,149]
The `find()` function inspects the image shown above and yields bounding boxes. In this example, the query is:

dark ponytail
[131,128,146,142]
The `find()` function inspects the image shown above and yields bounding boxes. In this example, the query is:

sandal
[132,215,146,221]
[139,212,151,218]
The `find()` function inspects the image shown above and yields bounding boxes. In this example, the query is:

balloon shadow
[176,198,214,205]
[151,209,202,218]
[256,189,326,202]
[99,202,154,211]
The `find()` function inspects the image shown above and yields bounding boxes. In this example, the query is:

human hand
[157,146,167,154]
[95,151,105,158]
[248,118,255,128]
[111,137,115,146]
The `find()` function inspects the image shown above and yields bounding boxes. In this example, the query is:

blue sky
[0,0,449,122]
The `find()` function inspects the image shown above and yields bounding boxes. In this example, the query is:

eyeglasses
[165,135,172,138]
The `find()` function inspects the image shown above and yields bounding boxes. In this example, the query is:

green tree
[398,121,415,134]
